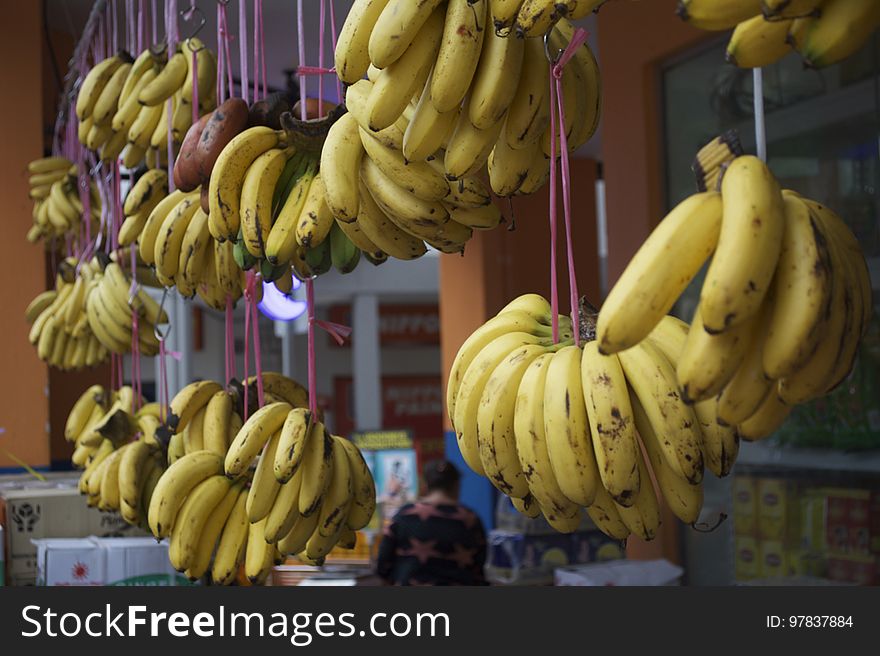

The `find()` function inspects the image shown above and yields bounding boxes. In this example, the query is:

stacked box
[824,487,876,585]
[487,529,624,585]
[1,481,147,585]
[33,537,187,586]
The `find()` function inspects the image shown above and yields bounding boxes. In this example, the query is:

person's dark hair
[423,459,460,494]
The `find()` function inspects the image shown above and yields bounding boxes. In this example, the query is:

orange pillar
[0,1,50,471]
[439,158,600,527]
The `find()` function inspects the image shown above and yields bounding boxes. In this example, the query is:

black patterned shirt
[376,501,488,586]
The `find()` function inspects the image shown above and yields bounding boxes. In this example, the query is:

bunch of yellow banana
[65,383,168,526]
[486,0,606,35]
[597,152,871,440]
[335,1,600,203]
[145,373,371,583]
[25,156,101,244]
[132,182,256,308]
[75,39,217,168]
[205,124,388,283]
[677,0,880,69]
[224,404,376,575]
[448,293,726,540]
[26,255,166,368]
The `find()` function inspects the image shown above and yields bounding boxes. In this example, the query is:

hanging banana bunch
[677,0,880,69]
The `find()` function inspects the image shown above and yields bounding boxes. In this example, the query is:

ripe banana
[581,341,640,506]
[701,156,785,333]
[617,340,703,484]
[596,192,723,354]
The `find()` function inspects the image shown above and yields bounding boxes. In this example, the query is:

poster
[372,449,419,523]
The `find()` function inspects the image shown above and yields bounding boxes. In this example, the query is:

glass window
[661,35,880,585]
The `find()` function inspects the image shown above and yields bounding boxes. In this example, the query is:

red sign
[333,375,446,469]
[327,304,439,347]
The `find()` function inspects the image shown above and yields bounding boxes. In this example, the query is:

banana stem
[279,104,348,156]
[577,296,599,344]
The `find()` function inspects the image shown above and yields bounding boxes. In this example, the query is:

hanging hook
[153,287,172,341]
[180,5,206,44]
[691,513,728,533]
[543,29,563,65]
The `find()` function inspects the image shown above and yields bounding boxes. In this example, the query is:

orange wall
[597,0,708,282]
[0,2,49,469]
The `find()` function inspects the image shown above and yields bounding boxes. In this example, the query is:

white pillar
[175,292,193,389]
[276,319,295,379]
[352,293,382,430]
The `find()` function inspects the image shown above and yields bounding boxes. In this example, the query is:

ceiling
[46,0,601,159]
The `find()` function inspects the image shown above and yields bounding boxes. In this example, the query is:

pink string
[224,295,236,383]
[190,45,199,124]
[306,279,317,416]
[318,0,325,109]
[159,336,170,421]
[259,0,267,100]
[239,0,249,104]
[243,290,250,420]
[217,4,224,102]
[129,245,143,411]
[548,73,559,344]
[252,0,265,102]
[219,3,235,102]
[297,65,335,76]
[297,0,307,120]
[551,28,587,347]
[112,164,122,252]
[249,278,265,407]
[313,319,352,346]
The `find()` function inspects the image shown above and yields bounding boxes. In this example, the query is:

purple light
[258,279,307,322]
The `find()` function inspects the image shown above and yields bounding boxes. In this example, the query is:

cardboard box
[824,487,871,555]
[1,483,146,586]
[734,536,759,581]
[796,488,827,552]
[756,478,797,541]
[757,539,787,579]
[554,559,682,586]
[486,529,622,585]
[826,554,876,586]
[34,538,103,586]
[34,537,186,586]
[732,476,757,536]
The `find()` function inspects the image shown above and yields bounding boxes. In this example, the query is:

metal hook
[691,513,728,533]
[153,287,172,341]
[128,280,140,308]
[543,29,563,65]
[179,5,207,43]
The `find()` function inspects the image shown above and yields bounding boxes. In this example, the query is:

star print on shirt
[399,537,440,564]
[447,543,478,569]
[446,505,477,529]
[400,502,442,522]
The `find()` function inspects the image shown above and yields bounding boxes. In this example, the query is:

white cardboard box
[1,482,147,585]
[554,559,684,586]
[33,537,185,586]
